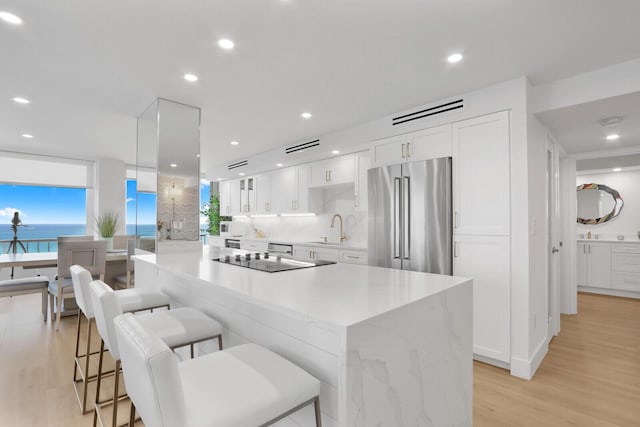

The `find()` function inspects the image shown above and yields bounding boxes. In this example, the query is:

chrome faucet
[330,214,346,243]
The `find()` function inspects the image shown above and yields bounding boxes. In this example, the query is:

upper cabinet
[371,124,452,167]
[255,173,273,214]
[219,180,231,216]
[283,164,320,213]
[452,111,510,236]
[239,176,257,214]
[309,154,355,188]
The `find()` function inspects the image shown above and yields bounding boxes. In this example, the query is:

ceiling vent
[227,160,248,170]
[285,139,320,155]
[392,99,464,126]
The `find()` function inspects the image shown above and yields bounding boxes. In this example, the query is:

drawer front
[208,237,226,248]
[612,244,640,255]
[613,272,640,292]
[613,253,640,273]
[240,241,269,252]
[340,250,368,265]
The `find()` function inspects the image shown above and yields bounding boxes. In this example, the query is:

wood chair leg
[55,280,63,331]
[49,294,55,324]
[41,289,47,322]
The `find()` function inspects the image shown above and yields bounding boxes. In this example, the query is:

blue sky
[0,184,86,224]
[0,180,210,226]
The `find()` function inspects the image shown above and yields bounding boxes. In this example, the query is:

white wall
[577,169,640,239]
[95,158,126,236]
[560,157,578,314]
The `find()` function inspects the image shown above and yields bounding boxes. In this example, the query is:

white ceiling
[537,91,640,154]
[2,0,640,176]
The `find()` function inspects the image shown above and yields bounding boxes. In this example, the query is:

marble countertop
[134,246,470,327]
[577,239,640,243]
[208,235,368,251]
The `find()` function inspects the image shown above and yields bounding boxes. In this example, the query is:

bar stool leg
[314,397,322,427]
[72,313,82,382]
[112,360,121,427]
[218,335,223,351]
[129,401,136,427]
[81,317,93,414]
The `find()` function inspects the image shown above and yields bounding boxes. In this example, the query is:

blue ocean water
[0,224,156,253]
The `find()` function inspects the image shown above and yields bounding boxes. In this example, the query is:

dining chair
[90,280,223,427]
[69,266,172,414]
[49,239,107,331]
[113,239,135,289]
[114,313,322,427]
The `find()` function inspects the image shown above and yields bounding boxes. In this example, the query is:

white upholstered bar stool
[90,280,224,427]
[69,265,172,415]
[115,313,322,427]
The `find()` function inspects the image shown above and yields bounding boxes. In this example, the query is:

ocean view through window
[126,179,156,239]
[0,184,86,253]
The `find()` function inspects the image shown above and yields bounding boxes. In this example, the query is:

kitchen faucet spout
[330,214,346,243]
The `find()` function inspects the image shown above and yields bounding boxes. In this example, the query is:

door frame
[546,134,561,337]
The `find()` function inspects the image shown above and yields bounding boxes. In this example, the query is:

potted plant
[201,194,230,235]
[96,211,119,251]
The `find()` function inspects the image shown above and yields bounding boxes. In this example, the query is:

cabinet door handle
[354,195,359,207]
[583,245,586,254]
[588,244,591,254]
[407,142,411,157]
[325,170,328,182]
[329,170,332,181]
[401,143,405,159]
[454,211,459,228]
[347,255,360,259]
[454,242,458,258]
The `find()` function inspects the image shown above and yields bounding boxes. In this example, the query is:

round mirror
[577,183,623,224]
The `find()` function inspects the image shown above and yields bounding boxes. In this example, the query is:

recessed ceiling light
[238,172,245,176]
[276,163,283,167]
[230,141,239,146]
[301,112,312,119]
[331,150,340,155]
[447,53,463,63]
[184,73,198,82]
[21,133,33,138]
[217,178,223,181]
[613,168,622,172]
[12,97,30,104]
[218,39,235,50]
[0,11,22,25]
[170,163,177,168]
[606,134,620,141]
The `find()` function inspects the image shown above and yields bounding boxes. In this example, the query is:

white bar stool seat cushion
[115,288,171,313]
[136,307,223,349]
[180,343,321,427]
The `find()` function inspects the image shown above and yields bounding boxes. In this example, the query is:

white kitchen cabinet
[227,179,242,216]
[452,111,510,236]
[239,176,257,214]
[255,172,273,214]
[354,151,371,212]
[207,236,226,248]
[453,235,510,363]
[371,124,451,167]
[269,169,287,214]
[293,245,339,262]
[283,164,319,214]
[339,249,368,265]
[577,242,611,288]
[309,154,355,187]
[240,239,269,252]
[219,180,231,216]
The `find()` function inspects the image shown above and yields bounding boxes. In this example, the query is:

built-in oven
[225,239,241,249]
[267,242,293,256]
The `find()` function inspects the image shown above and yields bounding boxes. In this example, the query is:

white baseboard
[473,353,510,370]
[509,338,548,380]
[578,286,640,299]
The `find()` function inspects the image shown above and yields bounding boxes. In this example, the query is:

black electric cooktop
[213,252,336,273]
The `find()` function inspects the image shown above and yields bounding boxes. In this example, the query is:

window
[126,179,157,237]
[0,184,87,253]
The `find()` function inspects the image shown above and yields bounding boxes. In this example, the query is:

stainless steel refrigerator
[368,157,452,274]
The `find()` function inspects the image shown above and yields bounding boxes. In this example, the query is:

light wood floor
[1,292,638,426]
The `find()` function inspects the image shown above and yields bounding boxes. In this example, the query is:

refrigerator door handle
[394,177,401,259]
[402,176,410,259]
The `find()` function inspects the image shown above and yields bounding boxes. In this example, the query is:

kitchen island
[134,245,472,427]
